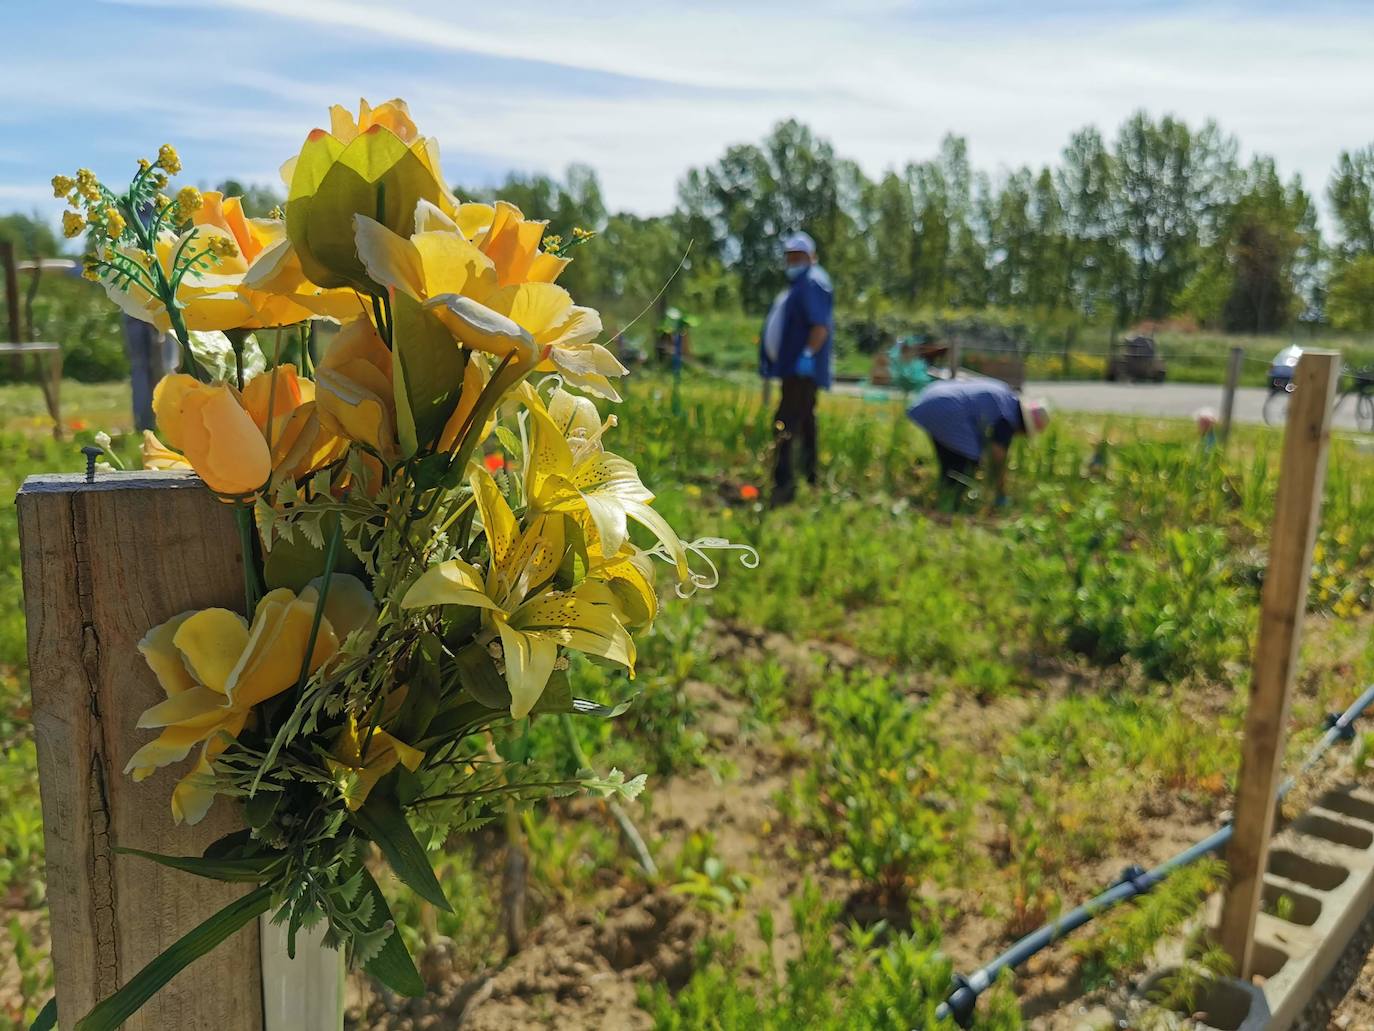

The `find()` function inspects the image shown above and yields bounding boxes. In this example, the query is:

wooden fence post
[18,471,342,1030]
[1216,351,1340,979]
[1219,345,1245,443]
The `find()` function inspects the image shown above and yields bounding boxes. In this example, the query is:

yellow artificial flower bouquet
[56,97,750,1030]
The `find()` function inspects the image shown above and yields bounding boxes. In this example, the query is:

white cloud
[14,1,1374,219]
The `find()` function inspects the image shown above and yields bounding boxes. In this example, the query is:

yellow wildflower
[175,185,203,222]
[81,258,100,282]
[137,158,151,172]
[75,168,100,201]
[51,174,75,198]
[105,208,127,239]
[207,235,239,260]
[157,144,182,175]
[61,211,85,238]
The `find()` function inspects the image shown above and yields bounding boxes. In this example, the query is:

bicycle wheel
[1359,393,1374,433]
[1264,387,1292,427]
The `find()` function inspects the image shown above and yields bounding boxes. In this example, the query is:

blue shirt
[758,265,834,388]
[907,380,1024,461]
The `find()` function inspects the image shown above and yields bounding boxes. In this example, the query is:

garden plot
[5,378,1374,1029]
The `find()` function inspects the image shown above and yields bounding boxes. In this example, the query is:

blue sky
[3,0,1373,224]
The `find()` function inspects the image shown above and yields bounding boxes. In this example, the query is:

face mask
[785,265,807,282]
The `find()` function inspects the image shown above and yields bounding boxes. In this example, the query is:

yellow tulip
[126,576,377,823]
[283,98,456,293]
[314,318,400,461]
[328,715,424,811]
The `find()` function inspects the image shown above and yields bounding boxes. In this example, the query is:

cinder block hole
[1249,941,1289,980]
[1295,813,1374,851]
[1260,882,1322,926]
[1150,973,1256,1031]
[1318,791,1374,825]
[1267,849,1349,891]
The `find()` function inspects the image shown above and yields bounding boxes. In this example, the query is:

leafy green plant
[787,674,976,903]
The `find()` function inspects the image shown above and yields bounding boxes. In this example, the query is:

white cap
[782,230,816,255]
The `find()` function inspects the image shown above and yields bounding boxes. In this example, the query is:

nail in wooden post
[1217,351,1340,979]
[1220,346,1245,442]
[18,472,263,1029]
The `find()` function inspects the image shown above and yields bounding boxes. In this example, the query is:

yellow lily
[314,317,400,461]
[523,387,689,582]
[126,575,377,824]
[328,715,424,811]
[401,466,634,718]
[141,429,191,471]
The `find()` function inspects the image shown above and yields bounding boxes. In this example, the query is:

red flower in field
[739,484,760,501]
[483,451,506,473]
[68,419,89,431]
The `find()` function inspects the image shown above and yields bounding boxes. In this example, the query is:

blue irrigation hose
[936,682,1374,1028]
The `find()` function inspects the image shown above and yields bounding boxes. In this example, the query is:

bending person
[907,379,1048,505]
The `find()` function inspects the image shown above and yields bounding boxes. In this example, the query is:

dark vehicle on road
[1107,335,1166,383]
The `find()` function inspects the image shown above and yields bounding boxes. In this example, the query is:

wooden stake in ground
[18,471,341,1030]
[1217,351,1340,979]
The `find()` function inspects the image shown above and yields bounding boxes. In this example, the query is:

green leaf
[350,785,452,912]
[243,789,281,831]
[29,998,56,1031]
[392,291,468,455]
[531,669,573,716]
[453,641,512,710]
[116,846,282,883]
[263,513,364,592]
[358,868,425,997]
[417,697,492,748]
[556,517,590,590]
[392,633,443,742]
[75,885,272,1031]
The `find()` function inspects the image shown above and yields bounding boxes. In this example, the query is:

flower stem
[234,503,262,615]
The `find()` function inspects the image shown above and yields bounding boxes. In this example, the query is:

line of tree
[6,111,1374,334]
[461,112,1374,335]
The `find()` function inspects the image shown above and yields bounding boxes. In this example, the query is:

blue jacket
[907,380,1024,461]
[759,265,834,388]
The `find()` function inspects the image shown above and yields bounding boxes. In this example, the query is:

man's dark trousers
[772,374,817,500]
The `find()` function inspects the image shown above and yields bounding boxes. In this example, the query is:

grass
[3,371,1374,1028]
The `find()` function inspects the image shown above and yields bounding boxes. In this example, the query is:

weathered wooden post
[18,471,340,1030]
[1219,345,1245,443]
[1217,351,1340,978]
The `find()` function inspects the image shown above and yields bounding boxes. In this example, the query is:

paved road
[836,379,1367,433]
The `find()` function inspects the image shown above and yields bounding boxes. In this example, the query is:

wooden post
[947,338,962,380]
[18,471,341,1030]
[1217,351,1340,979]
[1219,345,1245,442]
[2,240,22,378]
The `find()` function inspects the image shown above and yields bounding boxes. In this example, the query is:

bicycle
[1336,365,1374,432]
[1263,364,1374,431]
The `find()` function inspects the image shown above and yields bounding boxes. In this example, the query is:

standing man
[759,230,834,505]
[907,379,1049,505]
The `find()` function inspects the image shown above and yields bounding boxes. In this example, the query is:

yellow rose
[153,374,271,496]
[152,366,345,493]
[126,576,377,823]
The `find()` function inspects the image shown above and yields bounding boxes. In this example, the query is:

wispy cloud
[4,0,1374,226]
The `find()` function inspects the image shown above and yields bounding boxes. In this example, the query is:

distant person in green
[759,231,834,504]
